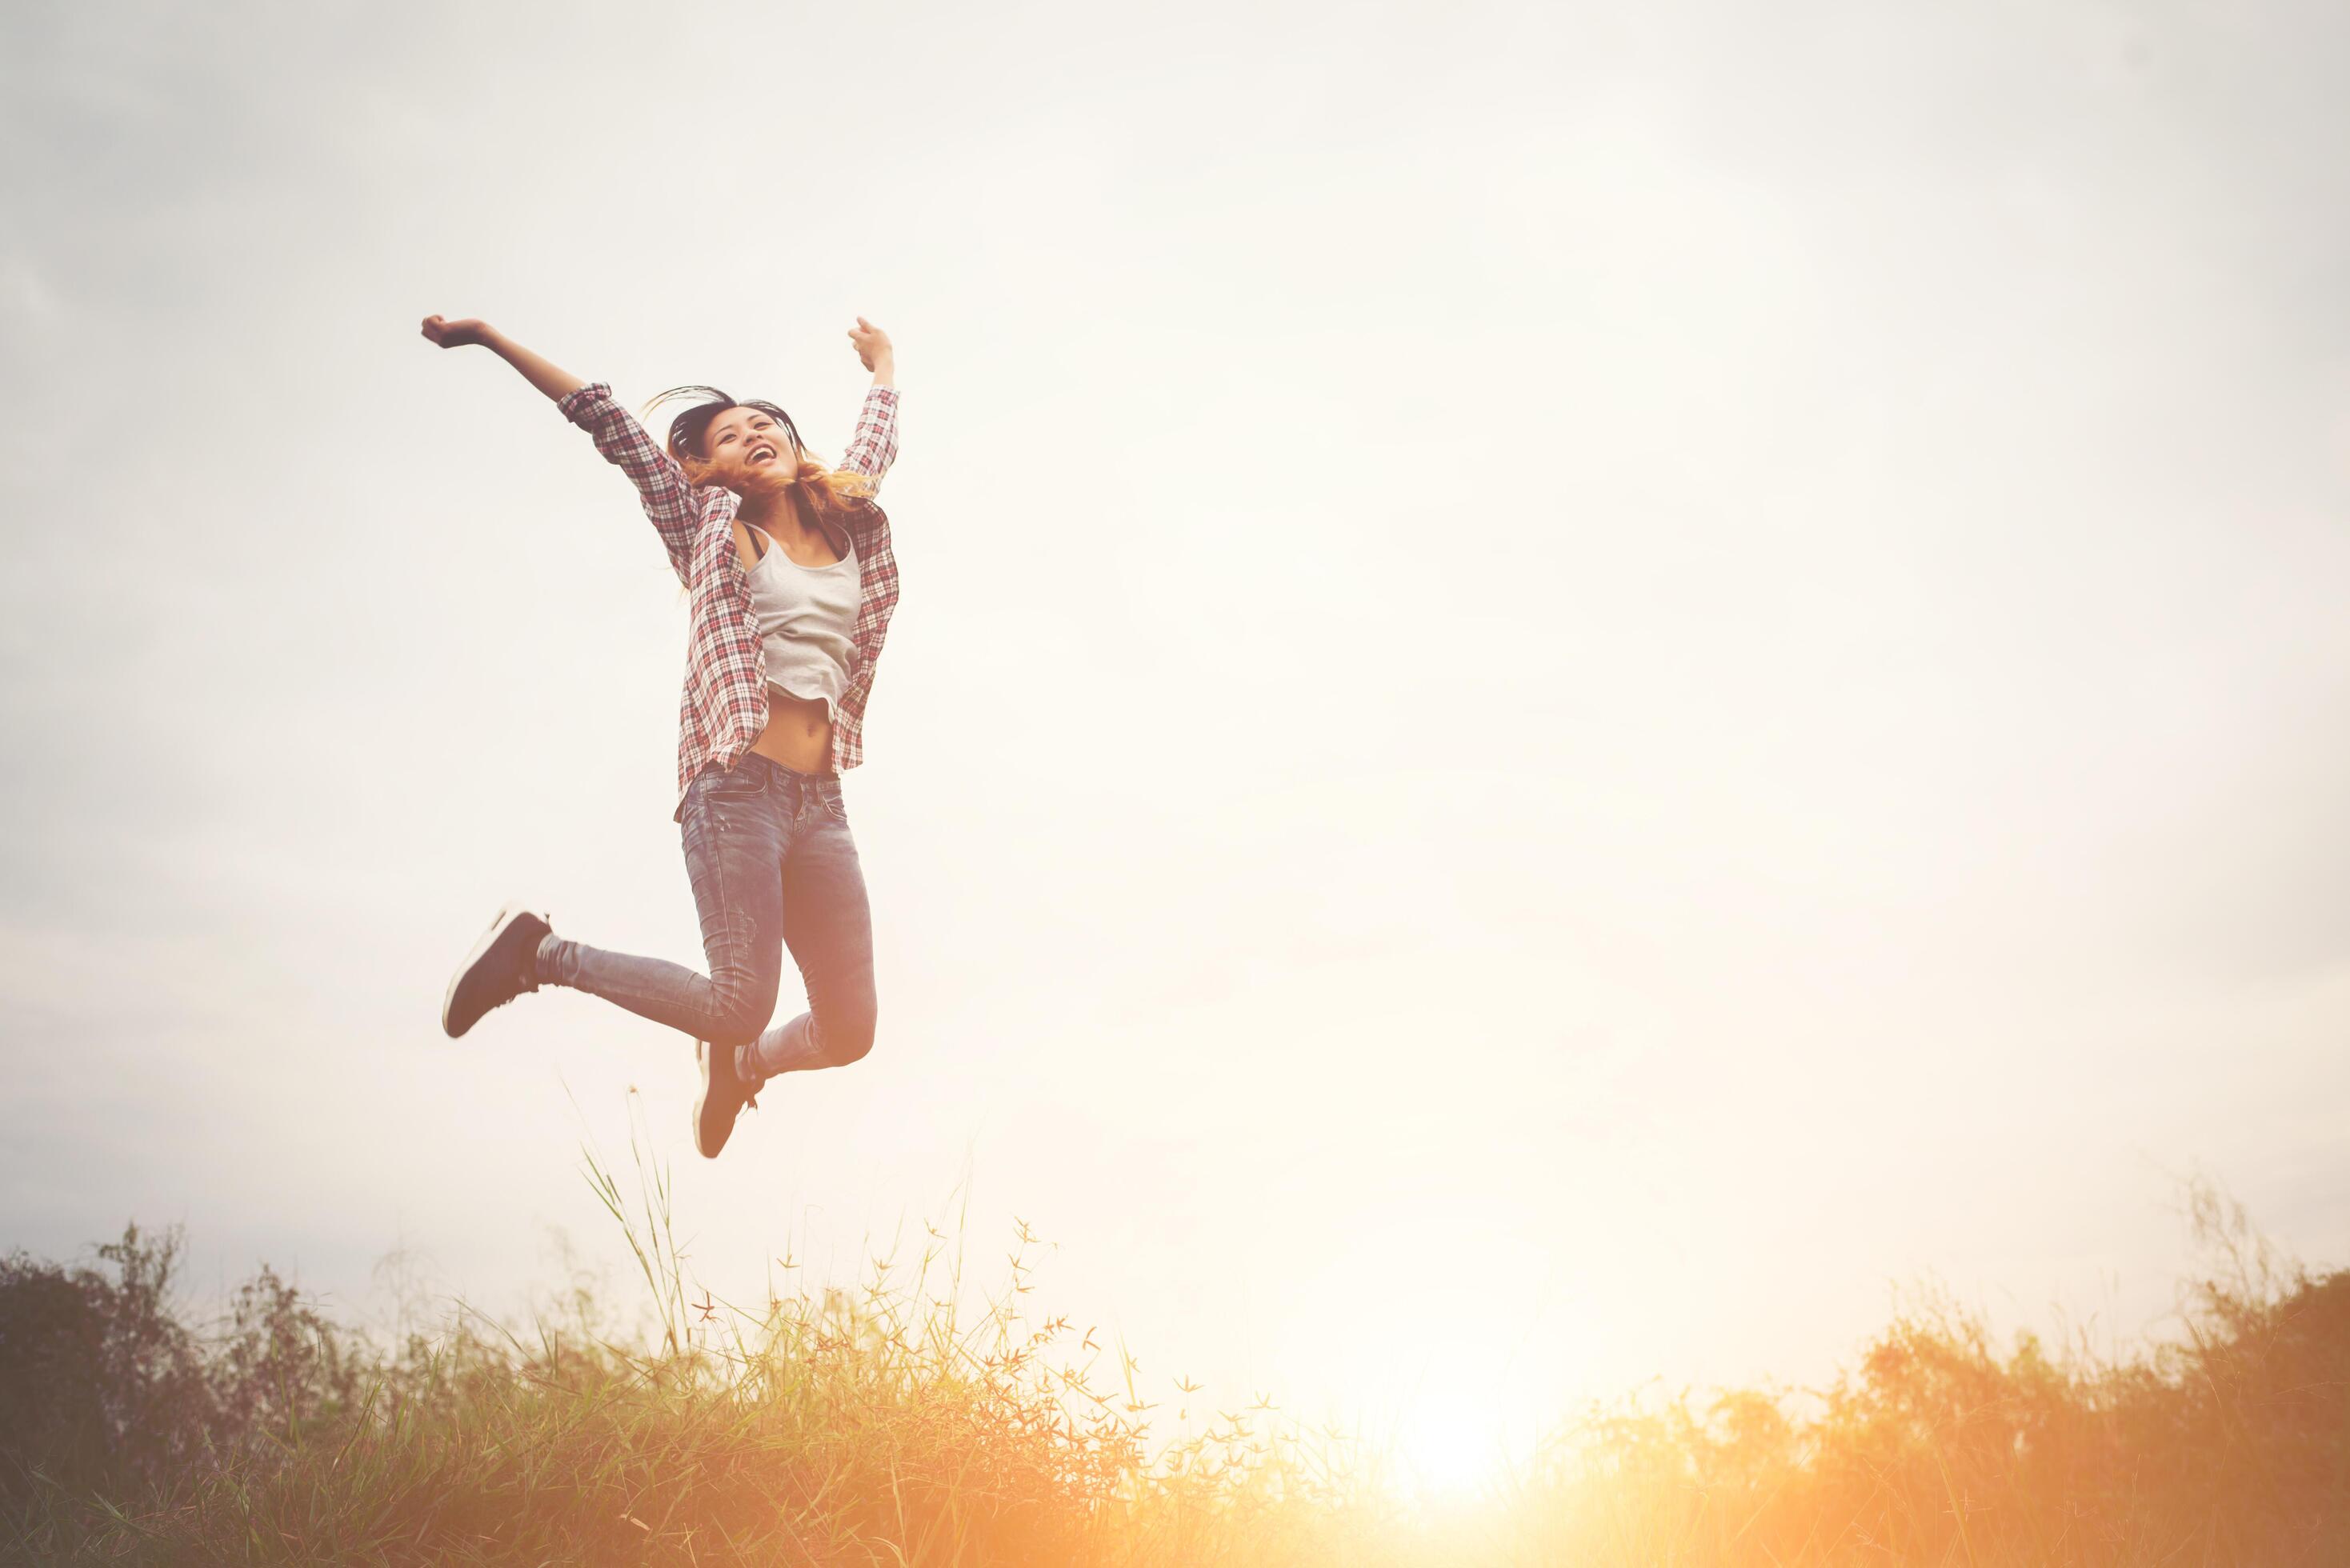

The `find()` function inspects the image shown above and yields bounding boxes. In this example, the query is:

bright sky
[6,0,2349,1482]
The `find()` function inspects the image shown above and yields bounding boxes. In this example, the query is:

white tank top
[742,524,860,717]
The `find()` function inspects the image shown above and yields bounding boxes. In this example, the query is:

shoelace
[730,1044,762,1112]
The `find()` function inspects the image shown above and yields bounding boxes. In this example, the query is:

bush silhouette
[2,1179,2343,1564]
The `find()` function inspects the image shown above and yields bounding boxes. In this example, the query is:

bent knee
[823,1007,877,1067]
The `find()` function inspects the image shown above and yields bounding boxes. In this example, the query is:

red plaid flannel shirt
[557,380,903,818]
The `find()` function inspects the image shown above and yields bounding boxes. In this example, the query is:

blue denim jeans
[537,754,877,1083]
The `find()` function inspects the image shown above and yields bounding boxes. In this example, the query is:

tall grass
[1488,1187,2350,1565]
[2,1158,2342,1566]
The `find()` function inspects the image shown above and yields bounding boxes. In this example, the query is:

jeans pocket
[688,762,767,845]
[697,760,764,802]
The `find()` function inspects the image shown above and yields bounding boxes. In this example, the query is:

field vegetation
[2,1156,2342,1566]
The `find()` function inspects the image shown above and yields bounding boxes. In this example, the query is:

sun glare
[1395,1394,1511,1502]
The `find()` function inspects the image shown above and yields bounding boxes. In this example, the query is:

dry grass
[1479,1188,2350,1566]
[2,1152,2342,1566]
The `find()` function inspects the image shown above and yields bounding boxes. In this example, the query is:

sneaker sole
[693,1040,722,1158]
[442,902,538,1039]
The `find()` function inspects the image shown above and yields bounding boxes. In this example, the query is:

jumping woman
[419,312,903,1158]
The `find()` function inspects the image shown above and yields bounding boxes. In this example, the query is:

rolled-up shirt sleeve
[836,385,901,491]
[559,382,703,580]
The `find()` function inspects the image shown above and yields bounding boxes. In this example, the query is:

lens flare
[1395,1391,1510,1500]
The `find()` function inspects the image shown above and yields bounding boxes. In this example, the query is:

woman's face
[687,406,795,494]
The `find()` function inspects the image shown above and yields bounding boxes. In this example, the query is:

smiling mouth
[749,445,778,465]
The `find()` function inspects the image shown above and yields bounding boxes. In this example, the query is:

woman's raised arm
[420,315,586,402]
[837,316,901,487]
[420,314,704,580]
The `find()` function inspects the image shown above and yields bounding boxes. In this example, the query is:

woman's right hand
[420,314,494,349]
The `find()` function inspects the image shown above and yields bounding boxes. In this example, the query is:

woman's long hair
[644,386,878,519]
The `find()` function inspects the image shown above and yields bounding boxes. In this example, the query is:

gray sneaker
[442,905,552,1038]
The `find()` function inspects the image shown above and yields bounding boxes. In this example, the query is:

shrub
[1,1176,2343,1565]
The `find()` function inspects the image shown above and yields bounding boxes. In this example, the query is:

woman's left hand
[847,317,894,374]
